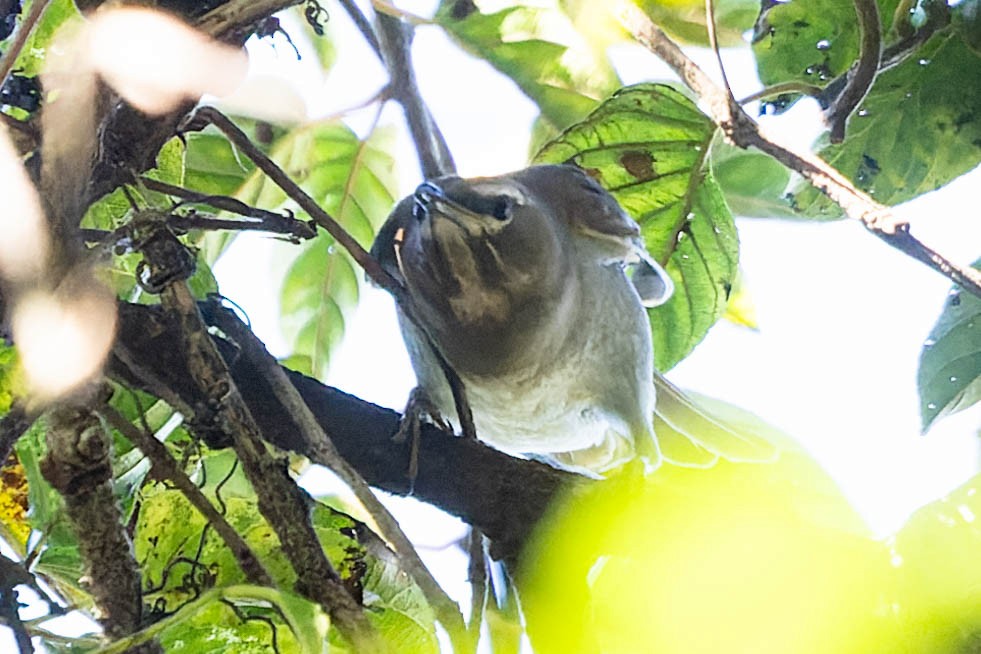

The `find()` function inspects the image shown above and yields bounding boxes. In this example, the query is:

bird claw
[394,387,453,486]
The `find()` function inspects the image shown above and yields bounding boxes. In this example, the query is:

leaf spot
[619,150,656,181]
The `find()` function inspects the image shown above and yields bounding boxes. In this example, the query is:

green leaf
[435,0,620,131]
[710,140,794,218]
[535,83,738,371]
[954,0,981,55]
[4,0,80,77]
[917,261,981,432]
[790,32,981,216]
[634,0,760,47]
[752,0,902,90]
[277,124,397,379]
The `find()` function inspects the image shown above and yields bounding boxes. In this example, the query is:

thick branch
[615,1,981,299]
[210,307,470,651]
[38,405,159,653]
[139,227,382,650]
[111,301,577,563]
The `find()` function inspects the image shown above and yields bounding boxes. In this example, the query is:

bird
[371,164,776,471]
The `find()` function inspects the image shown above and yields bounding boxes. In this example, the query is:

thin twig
[704,0,734,105]
[614,0,981,299]
[140,177,317,239]
[466,529,486,645]
[0,0,52,91]
[739,82,823,106]
[98,403,274,588]
[881,1,950,70]
[826,0,881,143]
[187,107,404,297]
[210,305,472,654]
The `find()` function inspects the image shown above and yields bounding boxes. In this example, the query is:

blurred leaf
[721,270,758,330]
[889,472,981,652]
[790,32,981,216]
[918,261,981,432]
[278,123,397,379]
[710,139,794,218]
[5,0,80,77]
[523,451,891,654]
[536,84,737,371]
[435,0,620,131]
[634,0,760,47]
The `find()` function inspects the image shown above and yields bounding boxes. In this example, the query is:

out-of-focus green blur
[521,406,981,653]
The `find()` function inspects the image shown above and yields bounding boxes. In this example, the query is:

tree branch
[111,301,578,564]
[209,306,471,653]
[39,405,160,653]
[136,225,382,651]
[615,0,981,299]
[139,177,317,239]
[0,0,52,91]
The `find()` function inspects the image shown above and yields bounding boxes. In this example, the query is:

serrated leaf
[277,124,397,379]
[918,261,981,432]
[435,0,620,131]
[790,32,981,215]
[535,83,738,370]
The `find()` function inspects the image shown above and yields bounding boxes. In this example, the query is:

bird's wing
[653,374,780,466]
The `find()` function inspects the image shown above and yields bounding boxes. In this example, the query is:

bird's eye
[489,196,513,221]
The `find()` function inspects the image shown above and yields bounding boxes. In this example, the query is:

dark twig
[738,82,822,106]
[98,403,274,588]
[0,0,51,91]
[615,1,981,299]
[0,554,33,653]
[704,0,735,105]
[209,304,470,653]
[466,529,487,645]
[826,0,881,143]
[186,107,403,298]
[140,177,317,239]
[375,13,456,178]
